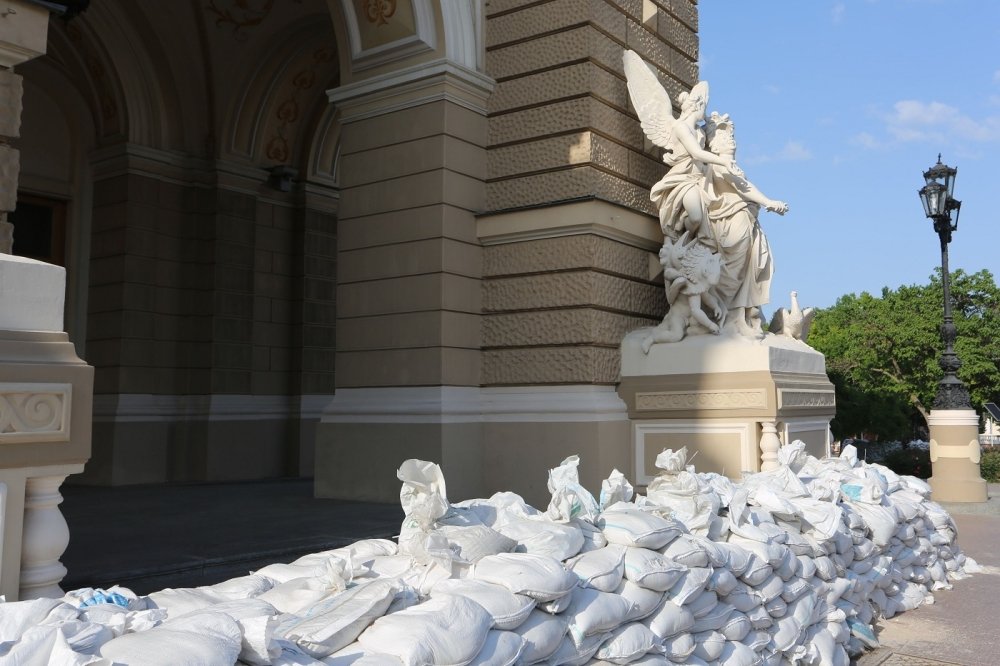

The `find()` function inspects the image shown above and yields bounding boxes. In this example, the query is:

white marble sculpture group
[623,51,811,351]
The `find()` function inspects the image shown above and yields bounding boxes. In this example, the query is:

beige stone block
[484,234,652,280]
[252,321,288,348]
[338,311,481,351]
[336,347,480,387]
[0,0,49,68]
[338,204,479,250]
[639,430,744,478]
[315,421,484,502]
[482,346,621,385]
[0,68,22,138]
[484,309,653,348]
[488,62,627,115]
[656,9,697,59]
[486,0,544,17]
[341,135,486,188]
[484,269,662,315]
[488,97,642,150]
[0,144,18,211]
[338,273,481,318]
[338,238,481,284]
[340,100,487,155]
[486,0,626,49]
[481,420,630,507]
[486,25,623,82]
[339,169,484,219]
[668,0,697,30]
[625,19,695,90]
[486,166,653,213]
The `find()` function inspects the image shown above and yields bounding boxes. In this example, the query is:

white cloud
[886,99,1000,143]
[763,84,781,95]
[993,69,1000,84]
[744,141,812,164]
[851,132,883,149]
[831,3,846,23]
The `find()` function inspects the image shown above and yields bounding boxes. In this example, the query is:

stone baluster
[19,473,71,599]
[760,421,781,472]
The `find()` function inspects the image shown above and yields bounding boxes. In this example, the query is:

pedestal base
[928,409,988,503]
[619,329,835,483]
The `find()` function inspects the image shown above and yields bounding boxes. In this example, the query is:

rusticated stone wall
[482,233,666,384]
[484,0,698,213]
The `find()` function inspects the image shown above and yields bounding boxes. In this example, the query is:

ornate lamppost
[917,155,986,502]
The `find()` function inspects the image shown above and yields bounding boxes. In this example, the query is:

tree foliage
[809,269,1000,440]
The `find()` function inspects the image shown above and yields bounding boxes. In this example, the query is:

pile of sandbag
[0,443,978,665]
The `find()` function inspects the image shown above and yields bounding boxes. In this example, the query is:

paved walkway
[59,479,1000,663]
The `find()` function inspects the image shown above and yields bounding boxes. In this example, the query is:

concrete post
[928,409,988,503]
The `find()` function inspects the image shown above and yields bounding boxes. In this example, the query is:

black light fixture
[918,155,970,410]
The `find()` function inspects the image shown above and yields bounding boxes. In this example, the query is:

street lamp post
[917,155,986,502]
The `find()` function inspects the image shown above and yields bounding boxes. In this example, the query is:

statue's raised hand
[765,200,788,215]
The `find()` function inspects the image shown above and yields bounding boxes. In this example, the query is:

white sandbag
[259,574,345,615]
[685,590,718,619]
[473,552,579,602]
[366,555,418,579]
[257,558,350,586]
[513,609,568,664]
[548,631,611,666]
[691,630,726,661]
[567,545,626,593]
[622,547,686,592]
[661,535,710,569]
[718,611,750,642]
[780,577,812,603]
[662,632,696,661]
[563,587,635,640]
[49,619,115,656]
[0,624,105,666]
[438,524,519,563]
[706,568,738,597]
[431,578,535,631]
[600,469,634,510]
[720,583,759,614]
[667,567,712,606]
[599,503,682,550]
[176,598,280,666]
[470,630,525,666]
[594,623,663,665]
[718,641,757,666]
[546,456,601,524]
[279,578,406,658]
[642,599,694,639]
[205,573,276,600]
[145,586,224,617]
[496,517,584,562]
[745,605,772,630]
[538,593,574,615]
[689,602,734,633]
[615,580,665,622]
[713,543,752,577]
[737,554,772,587]
[357,594,493,666]
[98,608,243,666]
[741,629,770,653]
[0,598,77,643]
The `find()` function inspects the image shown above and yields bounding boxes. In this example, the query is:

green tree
[809,269,1000,438]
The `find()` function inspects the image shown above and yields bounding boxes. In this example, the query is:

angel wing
[622,50,675,149]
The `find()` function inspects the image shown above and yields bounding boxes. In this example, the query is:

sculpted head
[707,112,736,157]
[678,81,709,118]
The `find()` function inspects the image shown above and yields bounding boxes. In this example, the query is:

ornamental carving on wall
[777,389,836,409]
[265,47,335,164]
[204,0,301,40]
[0,384,71,443]
[635,389,768,412]
[362,0,397,26]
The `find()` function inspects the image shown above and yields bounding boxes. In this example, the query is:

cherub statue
[641,233,725,353]
[622,50,790,346]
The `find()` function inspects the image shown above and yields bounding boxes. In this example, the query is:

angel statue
[622,50,789,347]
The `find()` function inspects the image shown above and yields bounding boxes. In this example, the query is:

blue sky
[698,1,999,312]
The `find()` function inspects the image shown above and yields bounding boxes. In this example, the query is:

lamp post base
[928,409,987,503]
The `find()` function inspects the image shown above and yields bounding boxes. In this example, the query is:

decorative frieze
[635,388,767,412]
[777,389,836,409]
[0,384,71,443]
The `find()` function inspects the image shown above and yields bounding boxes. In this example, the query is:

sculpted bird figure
[768,290,816,342]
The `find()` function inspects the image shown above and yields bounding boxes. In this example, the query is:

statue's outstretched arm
[723,171,788,215]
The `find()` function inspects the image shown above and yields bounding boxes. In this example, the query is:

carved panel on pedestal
[0,384,72,444]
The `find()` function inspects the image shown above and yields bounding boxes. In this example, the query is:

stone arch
[224,17,340,172]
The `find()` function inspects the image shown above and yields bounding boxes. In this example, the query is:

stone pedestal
[0,254,92,600]
[618,330,835,485]
[928,409,988,503]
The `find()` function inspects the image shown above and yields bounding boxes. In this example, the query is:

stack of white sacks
[0,442,979,665]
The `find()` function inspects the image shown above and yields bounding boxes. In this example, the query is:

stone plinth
[618,330,835,485]
[928,410,988,503]
[0,255,92,600]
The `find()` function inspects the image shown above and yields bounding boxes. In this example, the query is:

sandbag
[473,552,578,603]
[431,578,535,631]
[98,609,243,666]
[512,609,568,664]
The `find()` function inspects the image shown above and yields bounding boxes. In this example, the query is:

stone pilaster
[0,67,22,252]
